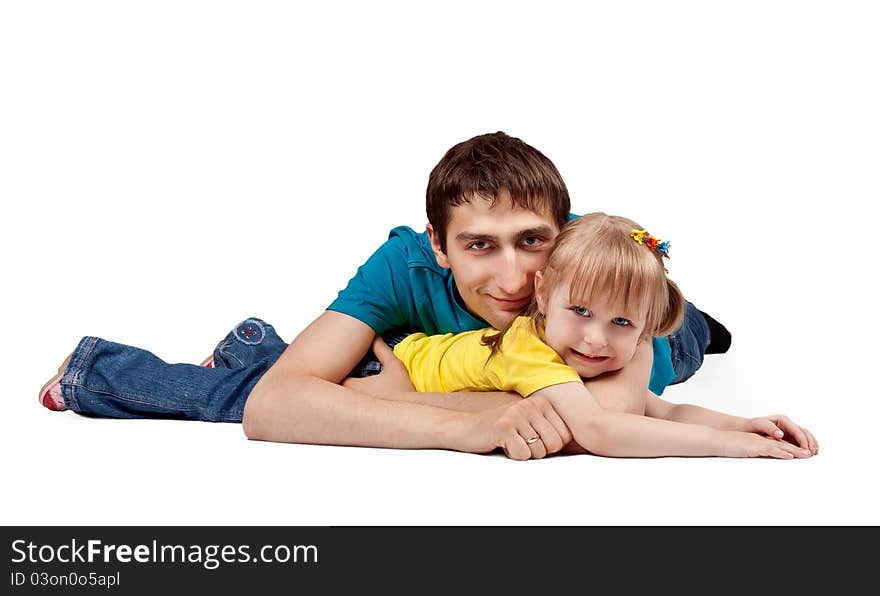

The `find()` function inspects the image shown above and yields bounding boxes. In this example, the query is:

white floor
[6,328,874,526]
[2,2,877,526]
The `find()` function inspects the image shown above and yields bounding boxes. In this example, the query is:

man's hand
[719,430,814,459]
[459,394,574,460]
[744,414,819,455]
[342,336,415,397]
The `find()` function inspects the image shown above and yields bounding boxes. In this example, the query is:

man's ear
[426,223,450,269]
[534,270,547,314]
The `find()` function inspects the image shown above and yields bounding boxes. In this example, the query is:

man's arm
[241,311,572,457]
[243,311,459,447]
[348,336,655,414]
[537,382,809,459]
[645,391,749,430]
[351,387,523,412]
[340,336,525,412]
[582,338,653,415]
[645,391,818,452]
[339,334,654,455]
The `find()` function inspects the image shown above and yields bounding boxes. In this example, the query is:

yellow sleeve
[392,329,498,393]
[485,318,583,397]
[392,317,582,396]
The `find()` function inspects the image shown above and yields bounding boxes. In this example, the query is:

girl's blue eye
[612,317,631,327]
[571,306,590,317]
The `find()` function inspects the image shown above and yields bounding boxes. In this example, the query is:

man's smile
[488,295,532,310]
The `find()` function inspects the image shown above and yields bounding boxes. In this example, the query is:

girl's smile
[536,273,647,379]
[569,350,611,364]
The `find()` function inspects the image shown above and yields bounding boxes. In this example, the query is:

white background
[2,1,877,525]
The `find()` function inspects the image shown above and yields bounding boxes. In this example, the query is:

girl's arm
[536,382,811,459]
[645,391,818,453]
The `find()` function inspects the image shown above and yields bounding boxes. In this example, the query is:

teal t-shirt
[327,225,676,394]
[327,226,484,337]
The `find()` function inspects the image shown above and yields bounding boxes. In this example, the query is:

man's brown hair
[426,131,571,252]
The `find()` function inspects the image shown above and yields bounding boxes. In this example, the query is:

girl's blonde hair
[483,212,685,356]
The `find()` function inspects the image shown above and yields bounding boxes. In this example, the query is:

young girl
[379,213,817,459]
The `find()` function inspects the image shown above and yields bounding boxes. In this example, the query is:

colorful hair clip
[630,229,671,259]
[630,229,647,245]
[656,240,671,257]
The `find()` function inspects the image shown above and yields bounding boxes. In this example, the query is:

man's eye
[612,317,632,327]
[571,306,591,317]
[522,236,544,247]
[467,241,490,251]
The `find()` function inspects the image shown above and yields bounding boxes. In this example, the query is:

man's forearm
[375,390,521,412]
[243,374,473,449]
[663,404,749,431]
[241,310,492,451]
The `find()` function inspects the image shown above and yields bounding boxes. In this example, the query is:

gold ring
[526,436,540,445]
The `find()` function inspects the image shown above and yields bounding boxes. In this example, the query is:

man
[41,132,727,461]
[242,132,728,459]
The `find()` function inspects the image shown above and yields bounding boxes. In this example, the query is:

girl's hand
[745,415,819,455]
[341,336,416,397]
[721,431,814,459]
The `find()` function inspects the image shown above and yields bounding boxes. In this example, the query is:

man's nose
[495,249,529,295]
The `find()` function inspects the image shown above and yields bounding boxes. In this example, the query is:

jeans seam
[216,411,244,422]
[63,336,100,411]
[73,384,202,413]
[219,349,245,368]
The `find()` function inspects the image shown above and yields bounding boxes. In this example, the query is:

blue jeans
[60,305,711,422]
[61,318,288,422]
[667,302,711,385]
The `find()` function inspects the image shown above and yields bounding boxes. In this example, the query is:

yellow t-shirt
[392,316,582,397]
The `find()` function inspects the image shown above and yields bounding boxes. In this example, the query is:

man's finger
[502,437,531,461]
[777,417,810,450]
[527,410,564,454]
[516,425,546,459]
[532,397,573,450]
[804,429,818,454]
[758,419,784,439]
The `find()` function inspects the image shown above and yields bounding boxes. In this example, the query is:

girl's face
[535,273,647,379]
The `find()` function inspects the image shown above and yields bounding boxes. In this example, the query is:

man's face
[427,194,560,329]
